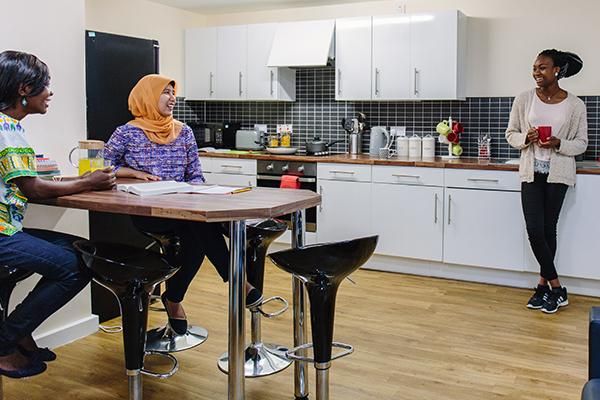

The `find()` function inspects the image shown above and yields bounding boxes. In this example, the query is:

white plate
[266,147,298,155]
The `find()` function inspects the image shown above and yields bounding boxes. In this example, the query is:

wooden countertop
[33,180,321,222]
[200,152,600,175]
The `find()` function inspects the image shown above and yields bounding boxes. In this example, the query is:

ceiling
[148,0,382,14]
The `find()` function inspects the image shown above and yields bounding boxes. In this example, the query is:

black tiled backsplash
[174,67,600,160]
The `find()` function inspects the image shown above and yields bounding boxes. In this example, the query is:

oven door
[256,174,317,232]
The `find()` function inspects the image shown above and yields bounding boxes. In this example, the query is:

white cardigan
[505,89,588,186]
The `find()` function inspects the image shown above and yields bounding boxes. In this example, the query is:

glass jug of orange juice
[68,140,105,175]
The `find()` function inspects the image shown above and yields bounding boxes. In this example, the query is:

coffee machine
[341,112,367,155]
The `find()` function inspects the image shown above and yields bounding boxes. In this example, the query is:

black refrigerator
[85,31,160,321]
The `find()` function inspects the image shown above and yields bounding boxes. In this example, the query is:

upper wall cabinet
[185,27,217,100]
[410,10,467,100]
[335,10,467,101]
[335,16,372,101]
[216,25,248,100]
[247,23,295,101]
[185,24,295,101]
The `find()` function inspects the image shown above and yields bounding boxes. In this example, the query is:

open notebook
[116,181,251,196]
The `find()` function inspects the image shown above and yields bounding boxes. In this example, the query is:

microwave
[188,122,240,149]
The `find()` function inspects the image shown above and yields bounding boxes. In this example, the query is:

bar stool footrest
[140,351,179,379]
[257,296,288,318]
[285,342,354,363]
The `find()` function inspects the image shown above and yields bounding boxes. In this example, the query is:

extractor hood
[267,19,335,68]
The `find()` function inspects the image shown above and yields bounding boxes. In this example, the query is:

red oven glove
[280,175,301,189]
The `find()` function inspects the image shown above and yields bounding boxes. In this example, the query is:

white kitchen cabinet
[372,182,443,261]
[372,15,411,100]
[201,157,256,187]
[335,10,466,101]
[334,16,372,101]
[317,179,372,243]
[317,163,372,243]
[443,187,524,271]
[206,173,256,187]
[410,10,467,100]
[216,25,248,100]
[184,28,217,100]
[524,175,600,280]
[247,23,295,101]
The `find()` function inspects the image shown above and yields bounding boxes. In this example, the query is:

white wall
[202,0,600,96]
[0,0,97,347]
[85,0,207,92]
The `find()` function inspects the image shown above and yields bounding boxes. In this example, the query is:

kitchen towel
[280,175,300,189]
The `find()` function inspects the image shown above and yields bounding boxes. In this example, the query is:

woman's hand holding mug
[526,127,539,144]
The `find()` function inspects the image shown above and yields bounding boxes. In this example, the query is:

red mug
[537,126,552,142]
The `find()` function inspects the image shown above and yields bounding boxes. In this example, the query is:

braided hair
[0,50,50,111]
[538,49,583,79]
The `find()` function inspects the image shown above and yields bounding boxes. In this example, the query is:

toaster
[235,130,263,150]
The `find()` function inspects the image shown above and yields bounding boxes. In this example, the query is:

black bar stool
[218,219,292,378]
[0,265,35,398]
[269,235,378,400]
[74,241,179,400]
[140,232,208,353]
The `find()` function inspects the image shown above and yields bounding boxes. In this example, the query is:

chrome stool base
[217,342,292,378]
[146,325,208,353]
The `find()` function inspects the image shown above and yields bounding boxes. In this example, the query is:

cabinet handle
[413,68,419,96]
[467,178,500,183]
[221,164,242,169]
[337,69,342,95]
[375,68,380,96]
[329,170,355,175]
[447,194,452,225]
[434,193,438,224]
[270,70,274,96]
[239,72,243,96]
[319,185,323,212]
[209,72,214,95]
[392,174,420,179]
[249,180,253,187]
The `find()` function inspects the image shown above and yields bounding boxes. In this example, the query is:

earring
[21,97,27,107]
[555,72,558,77]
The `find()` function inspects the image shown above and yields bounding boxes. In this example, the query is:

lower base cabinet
[443,188,525,271]
[205,172,256,187]
[372,183,443,261]
[317,179,372,243]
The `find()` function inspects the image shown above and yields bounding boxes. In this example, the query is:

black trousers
[131,216,229,303]
[521,173,568,281]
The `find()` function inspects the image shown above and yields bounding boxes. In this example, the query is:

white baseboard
[33,315,99,349]
[362,254,600,297]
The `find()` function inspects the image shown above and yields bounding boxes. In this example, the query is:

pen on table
[232,187,252,194]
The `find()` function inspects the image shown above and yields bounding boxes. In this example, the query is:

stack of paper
[116,181,251,196]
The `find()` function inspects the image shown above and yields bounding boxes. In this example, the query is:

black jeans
[131,216,229,303]
[0,228,91,356]
[521,173,568,281]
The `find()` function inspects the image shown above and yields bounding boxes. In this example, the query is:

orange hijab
[127,74,183,145]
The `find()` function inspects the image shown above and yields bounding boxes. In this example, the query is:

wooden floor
[4,261,598,400]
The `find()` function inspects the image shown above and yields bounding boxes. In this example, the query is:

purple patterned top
[105,124,204,183]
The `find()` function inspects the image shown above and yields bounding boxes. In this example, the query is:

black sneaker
[541,286,569,314]
[527,284,550,309]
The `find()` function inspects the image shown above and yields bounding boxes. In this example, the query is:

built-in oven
[256,160,317,232]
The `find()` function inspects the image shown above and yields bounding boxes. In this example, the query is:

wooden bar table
[33,182,321,400]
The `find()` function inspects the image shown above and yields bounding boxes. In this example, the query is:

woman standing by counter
[506,49,587,314]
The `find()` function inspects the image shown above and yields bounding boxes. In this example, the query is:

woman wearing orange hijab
[105,75,263,335]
